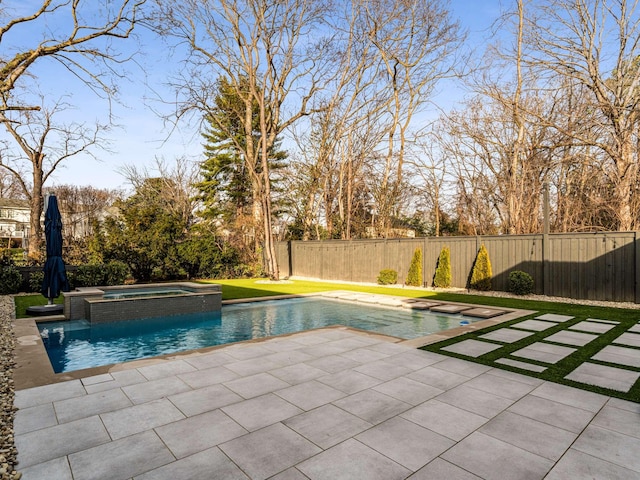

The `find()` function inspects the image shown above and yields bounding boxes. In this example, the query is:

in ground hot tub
[62,282,222,323]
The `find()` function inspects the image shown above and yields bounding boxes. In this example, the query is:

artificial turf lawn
[421,313,640,404]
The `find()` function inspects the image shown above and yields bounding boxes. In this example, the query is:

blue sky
[8,0,507,192]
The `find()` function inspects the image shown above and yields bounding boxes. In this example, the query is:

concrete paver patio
[14,328,640,480]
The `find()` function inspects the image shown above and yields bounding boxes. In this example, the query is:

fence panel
[276,231,639,302]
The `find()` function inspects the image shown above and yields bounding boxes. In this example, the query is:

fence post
[542,233,550,296]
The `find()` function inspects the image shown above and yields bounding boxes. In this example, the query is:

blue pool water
[38,297,479,373]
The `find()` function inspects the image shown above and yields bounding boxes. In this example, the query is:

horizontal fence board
[276,231,639,302]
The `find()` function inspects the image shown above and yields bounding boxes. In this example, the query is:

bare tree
[0,0,145,112]
[526,0,640,231]
[360,0,462,236]
[0,99,107,258]
[0,0,146,258]
[157,0,335,279]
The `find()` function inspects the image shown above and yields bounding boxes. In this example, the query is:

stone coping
[13,293,533,390]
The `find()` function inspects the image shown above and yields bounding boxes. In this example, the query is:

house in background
[0,198,30,249]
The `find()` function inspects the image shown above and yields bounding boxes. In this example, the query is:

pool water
[38,297,479,373]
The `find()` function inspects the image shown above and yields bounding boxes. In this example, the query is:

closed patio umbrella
[40,195,69,304]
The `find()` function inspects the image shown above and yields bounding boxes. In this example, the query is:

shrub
[69,262,130,289]
[470,244,492,291]
[104,261,130,285]
[406,248,423,287]
[0,265,22,294]
[377,269,398,285]
[433,246,451,288]
[28,271,44,293]
[509,270,534,295]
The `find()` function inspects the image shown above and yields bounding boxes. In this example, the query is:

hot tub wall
[85,292,222,323]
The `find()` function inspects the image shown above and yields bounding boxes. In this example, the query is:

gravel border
[0,297,20,479]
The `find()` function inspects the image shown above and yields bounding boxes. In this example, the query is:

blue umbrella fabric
[40,195,69,302]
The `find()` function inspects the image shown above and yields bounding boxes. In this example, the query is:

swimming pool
[38,296,481,373]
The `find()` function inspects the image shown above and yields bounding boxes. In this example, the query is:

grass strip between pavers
[421,311,640,404]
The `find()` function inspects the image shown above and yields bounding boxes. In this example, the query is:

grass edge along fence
[276,231,640,303]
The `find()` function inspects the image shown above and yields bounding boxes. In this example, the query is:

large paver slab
[629,323,640,333]
[155,409,247,459]
[479,328,534,343]
[20,457,72,480]
[83,369,147,394]
[479,411,577,461]
[441,431,554,480]
[405,301,442,310]
[432,357,492,377]
[495,358,546,372]
[401,399,488,441]
[284,404,372,449]
[123,376,191,404]
[221,393,302,432]
[545,448,640,480]
[223,372,290,399]
[373,377,444,405]
[177,365,239,388]
[275,380,346,411]
[220,423,321,480]
[441,339,503,357]
[569,321,616,334]
[592,404,640,439]
[592,345,640,368]
[134,447,250,480]
[565,362,640,392]
[14,379,86,409]
[572,424,640,472]
[168,384,243,417]
[54,388,132,423]
[270,363,327,384]
[530,382,608,413]
[137,360,197,380]
[463,372,537,400]
[511,342,576,364]
[16,415,110,469]
[356,416,454,471]
[435,384,513,418]
[354,359,413,381]
[511,319,558,331]
[408,458,482,479]
[333,389,411,424]
[614,332,640,347]
[535,313,574,322]
[316,369,381,394]
[100,398,185,440]
[69,430,175,480]
[297,438,410,480]
[544,330,598,347]
[507,395,596,434]
[14,403,57,435]
[407,366,468,390]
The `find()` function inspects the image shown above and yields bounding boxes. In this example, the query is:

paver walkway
[427,314,640,396]
[14,328,640,480]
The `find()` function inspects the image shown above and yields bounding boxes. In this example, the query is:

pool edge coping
[12,293,534,390]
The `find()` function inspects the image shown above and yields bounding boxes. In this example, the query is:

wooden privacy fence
[275,231,640,303]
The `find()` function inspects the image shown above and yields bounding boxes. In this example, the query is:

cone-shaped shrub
[433,246,451,288]
[470,244,492,291]
[406,248,423,287]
